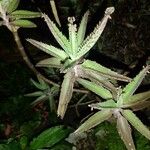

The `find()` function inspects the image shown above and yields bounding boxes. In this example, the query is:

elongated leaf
[82,67,117,97]
[123,90,150,105]
[0,0,10,11]
[117,113,136,150]
[82,60,131,82]
[31,79,47,90]
[122,109,150,140]
[68,17,78,57]
[50,0,61,27]
[75,7,115,60]
[57,70,75,119]
[42,13,71,56]
[75,109,112,133]
[25,91,43,97]
[88,100,117,110]
[77,10,89,46]
[122,66,150,102]
[77,78,112,99]
[10,19,37,28]
[36,57,62,68]
[31,95,48,106]
[123,100,150,111]
[30,126,71,150]
[7,0,20,13]
[10,10,41,19]
[27,39,68,60]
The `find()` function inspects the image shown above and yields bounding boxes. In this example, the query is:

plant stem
[12,29,59,87]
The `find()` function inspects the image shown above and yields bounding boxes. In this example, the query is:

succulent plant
[75,65,150,150]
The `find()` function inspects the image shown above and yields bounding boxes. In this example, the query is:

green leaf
[123,90,150,105]
[68,17,78,57]
[82,60,131,82]
[57,70,75,119]
[27,39,68,60]
[6,0,20,13]
[25,91,43,97]
[77,10,89,46]
[30,78,47,90]
[77,78,112,99]
[75,7,115,60]
[75,109,112,133]
[89,99,117,110]
[42,13,71,56]
[122,109,150,140]
[117,113,136,150]
[82,66,117,96]
[10,19,37,28]
[36,57,62,68]
[122,66,150,102]
[30,125,71,150]
[10,10,41,19]
[31,95,48,106]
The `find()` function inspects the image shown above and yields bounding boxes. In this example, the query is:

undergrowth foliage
[0,0,150,150]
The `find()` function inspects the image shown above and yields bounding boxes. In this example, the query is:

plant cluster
[0,0,150,150]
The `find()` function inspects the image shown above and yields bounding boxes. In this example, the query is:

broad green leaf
[75,109,112,133]
[123,90,150,105]
[77,10,89,46]
[30,125,71,150]
[10,19,37,28]
[75,7,115,60]
[68,17,78,57]
[82,60,131,82]
[0,0,10,12]
[31,95,48,106]
[27,39,68,60]
[117,113,136,150]
[36,57,62,68]
[77,78,112,99]
[25,91,43,97]
[42,13,71,56]
[122,109,150,140]
[6,0,20,13]
[57,70,75,119]
[122,66,150,102]
[10,10,41,19]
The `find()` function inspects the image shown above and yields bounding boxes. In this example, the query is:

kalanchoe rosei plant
[25,77,59,112]
[75,65,150,150]
[27,7,131,119]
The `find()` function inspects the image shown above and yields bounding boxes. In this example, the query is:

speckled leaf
[82,60,131,82]
[57,70,75,119]
[42,13,71,56]
[117,113,136,150]
[77,78,112,99]
[27,39,68,60]
[75,7,115,60]
[10,10,41,19]
[36,57,62,68]
[68,17,77,57]
[77,10,89,46]
[10,19,37,28]
[75,109,112,133]
[122,66,150,102]
[122,109,150,140]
